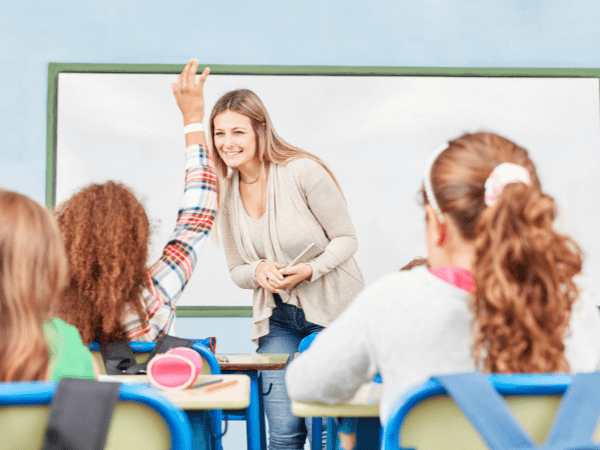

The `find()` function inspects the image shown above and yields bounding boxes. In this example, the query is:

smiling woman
[203,72,365,449]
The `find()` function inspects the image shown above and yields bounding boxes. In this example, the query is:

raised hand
[172,58,210,125]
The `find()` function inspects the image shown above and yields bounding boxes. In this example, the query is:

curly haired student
[55,59,217,344]
[286,132,600,431]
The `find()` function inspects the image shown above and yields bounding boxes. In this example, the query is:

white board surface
[55,72,600,308]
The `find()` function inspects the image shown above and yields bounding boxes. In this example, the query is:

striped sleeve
[124,144,217,341]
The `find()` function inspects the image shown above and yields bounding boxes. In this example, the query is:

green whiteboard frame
[46,63,600,317]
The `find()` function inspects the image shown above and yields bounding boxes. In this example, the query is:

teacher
[201,64,365,448]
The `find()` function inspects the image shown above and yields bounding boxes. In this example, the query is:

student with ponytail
[286,132,600,431]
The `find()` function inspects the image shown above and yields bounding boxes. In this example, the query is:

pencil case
[146,347,203,390]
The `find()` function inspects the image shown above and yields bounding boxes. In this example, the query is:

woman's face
[213,110,259,171]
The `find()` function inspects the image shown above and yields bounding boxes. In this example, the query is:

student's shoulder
[368,266,430,294]
[359,266,469,310]
[43,317,87,347]
[352,268,430,310]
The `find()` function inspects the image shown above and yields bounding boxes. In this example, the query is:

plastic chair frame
[383,373,573,450]
[0,380,192,450]
[89,340,224,450]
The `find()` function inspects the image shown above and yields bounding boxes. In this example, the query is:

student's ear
[425,205,447,247]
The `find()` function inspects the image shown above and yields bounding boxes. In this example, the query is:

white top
[286,266,600,424]
[245,211,266,260]
[220,158,365,343]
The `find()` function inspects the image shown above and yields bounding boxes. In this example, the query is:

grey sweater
[220,158,365,343]
[286,266,600,423]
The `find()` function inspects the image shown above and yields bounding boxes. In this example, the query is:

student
[0,190,95,381]
[185,61,365,448]
[55,59,217,344]
[286,132,600,432]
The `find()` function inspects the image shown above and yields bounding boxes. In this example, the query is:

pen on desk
[194,378,223,388]
[205,379,238,393]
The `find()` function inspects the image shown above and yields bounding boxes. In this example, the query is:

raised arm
[124,59,217,341]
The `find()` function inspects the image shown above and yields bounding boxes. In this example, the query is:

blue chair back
[382,373,600,450]
[89,340,223,449]
[0,381,192,450]
[89,339,221,375]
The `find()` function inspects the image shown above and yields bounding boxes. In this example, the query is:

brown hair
[55,181,149,344]
[0,190,69,381]
[425,132,581,373]
[400,257,428,271]
[208,89,343,210]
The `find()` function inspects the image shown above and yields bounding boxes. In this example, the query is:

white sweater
[286,266,600,423]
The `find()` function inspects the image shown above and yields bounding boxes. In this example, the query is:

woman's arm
[277,159,359,288]
[124,59,217,341]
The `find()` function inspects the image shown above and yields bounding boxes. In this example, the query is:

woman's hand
[256,261,286,294]
[276,264,313,290]
[172,58,210,125]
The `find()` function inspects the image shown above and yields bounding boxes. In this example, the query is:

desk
[100,374,250,450]
[219,354,290,450]
[291,382,381,450]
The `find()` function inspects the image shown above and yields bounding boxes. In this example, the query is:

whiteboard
[51,67,600,312]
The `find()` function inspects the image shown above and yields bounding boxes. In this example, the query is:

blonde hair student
[286,132,600,424]
[0,190,95,382]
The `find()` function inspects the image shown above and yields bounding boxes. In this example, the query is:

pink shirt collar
[428,265,475,293]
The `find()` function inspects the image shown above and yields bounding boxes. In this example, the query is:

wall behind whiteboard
[55,71,600,310]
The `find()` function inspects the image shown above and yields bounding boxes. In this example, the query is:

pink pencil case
[147,347,203,391]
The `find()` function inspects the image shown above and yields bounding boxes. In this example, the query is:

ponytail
[426,132,583,374]
[471,183,582,373]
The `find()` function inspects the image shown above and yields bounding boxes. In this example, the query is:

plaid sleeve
[124,144,217,341]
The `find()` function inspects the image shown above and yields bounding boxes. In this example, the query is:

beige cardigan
[220,158,365,343]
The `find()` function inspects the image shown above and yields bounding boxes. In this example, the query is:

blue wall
[3,1,600,201]
[2,1,600,446]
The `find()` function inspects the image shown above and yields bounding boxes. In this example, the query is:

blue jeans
[257,295,324,450]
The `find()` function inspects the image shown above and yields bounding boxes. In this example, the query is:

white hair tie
[484,162,532,206]
[423,144,449,223]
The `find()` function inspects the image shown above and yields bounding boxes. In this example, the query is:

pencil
[194,378,223,388]
[205,379,238,393]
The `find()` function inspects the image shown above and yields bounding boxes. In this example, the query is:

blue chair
[90,340,224,450]
[0,381,192,449]
[383,373,600,450]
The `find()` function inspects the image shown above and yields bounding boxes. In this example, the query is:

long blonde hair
[425,132,581,373]
[208,89,343,211]
[0,190,69,381]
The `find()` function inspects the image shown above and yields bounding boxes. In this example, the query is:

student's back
[0,190,94,381]
[54,60,217,345]
[286,132,600,423]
